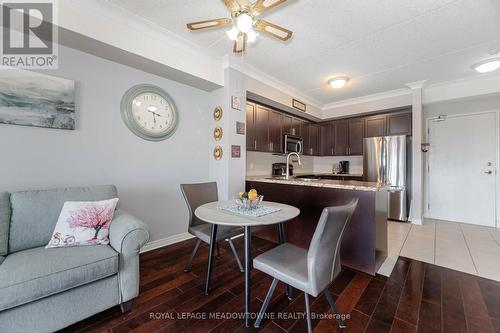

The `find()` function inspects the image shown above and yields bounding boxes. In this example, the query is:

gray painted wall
[0,45,213,243]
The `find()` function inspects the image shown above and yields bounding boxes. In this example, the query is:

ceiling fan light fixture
[226,26,239,41]
[328,77,350,89]
[473,57,500,73]
[247,29,258,43]
[236,13,253,33]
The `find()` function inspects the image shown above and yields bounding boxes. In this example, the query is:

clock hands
[147,106,162,125]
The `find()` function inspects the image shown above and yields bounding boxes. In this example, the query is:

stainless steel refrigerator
[363,135,411,222]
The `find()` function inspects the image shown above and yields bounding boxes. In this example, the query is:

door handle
[484,170,493,175]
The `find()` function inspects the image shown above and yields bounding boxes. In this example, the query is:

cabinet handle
[331,147,334,155]
[254,140,257,150]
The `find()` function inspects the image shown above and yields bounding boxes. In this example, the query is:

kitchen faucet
[286,152,302,180]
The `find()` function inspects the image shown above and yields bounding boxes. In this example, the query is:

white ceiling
[107,0,500,105]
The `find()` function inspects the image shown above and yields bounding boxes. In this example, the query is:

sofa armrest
[109,209,150,303]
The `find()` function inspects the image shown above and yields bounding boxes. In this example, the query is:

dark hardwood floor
[60,236,500,333]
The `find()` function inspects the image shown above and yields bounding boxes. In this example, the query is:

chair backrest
[8,185,118,253]
[180,182,218,228]
[307,199,358,296]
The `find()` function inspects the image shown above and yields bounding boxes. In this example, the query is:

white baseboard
[140,232,194,253]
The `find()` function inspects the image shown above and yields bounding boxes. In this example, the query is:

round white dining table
[194,200,300,327]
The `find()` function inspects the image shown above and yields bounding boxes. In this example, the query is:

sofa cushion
[0,192,10,256]
[0,245,118,311]
[9,185,118,253]
[0,256,4,265]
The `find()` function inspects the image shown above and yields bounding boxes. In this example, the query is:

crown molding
[405,80,427,90]
[322,88,412,111]
[223,55,323,110]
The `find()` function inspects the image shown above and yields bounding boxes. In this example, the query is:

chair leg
[205,224,218,295]
[254,278,279,328]
[304,293,313,333]
[324,288,346,329]
[216,242,220,257]
[184,239,201,272]
[227,238,244,272]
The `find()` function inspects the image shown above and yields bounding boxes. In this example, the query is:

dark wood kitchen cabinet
[333,120,348,155]
[320,122,334,156]
[303,123,320,155]
[291,117,302,137]
[269,110,283,153]
[364,114,386,138]
[246,102,256,151]
[247,100,412,156]
[282,114,293,135]
[387,111,412,136]
[348,118,364,155]
[255,104,270,152]
[309,124,320,155]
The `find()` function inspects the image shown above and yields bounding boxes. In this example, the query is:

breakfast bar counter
[246,176,388,276]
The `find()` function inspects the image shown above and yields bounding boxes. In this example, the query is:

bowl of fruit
[236,189,264,209]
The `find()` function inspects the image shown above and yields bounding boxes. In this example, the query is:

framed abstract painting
[0,68,75,130]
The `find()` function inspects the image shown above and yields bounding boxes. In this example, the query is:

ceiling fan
[186,0,293,54]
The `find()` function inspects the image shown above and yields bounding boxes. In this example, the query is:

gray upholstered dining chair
[253,199,359,332]
[180,182,244,274]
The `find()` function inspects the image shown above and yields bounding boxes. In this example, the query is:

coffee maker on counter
[338,161,350,174]
[272,163,293,177]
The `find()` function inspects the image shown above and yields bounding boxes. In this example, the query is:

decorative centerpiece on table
[235,189,264,210]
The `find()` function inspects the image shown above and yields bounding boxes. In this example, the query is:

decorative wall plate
[213,145,223,160]
[213,106,223,121]
[121,84,179,141]
[213,126,223,141]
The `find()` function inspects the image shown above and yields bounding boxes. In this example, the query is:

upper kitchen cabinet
[302,123,320,156]
[333,120,348,155]
[282,114,293,135]
[269,110,283,153]
[348,118,364,155]
[308,124,320,156]
[246,102,256,151]
[291,117,302,137]
[364,114,386,138]
[320,122,334,156]
[387,111,412,136]
[333,118,364,156]
[255,104,270,152]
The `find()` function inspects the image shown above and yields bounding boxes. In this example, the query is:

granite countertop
[246,176,386,192]
[293,172,364,177]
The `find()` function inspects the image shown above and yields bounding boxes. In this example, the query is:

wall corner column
[405,80,427,225]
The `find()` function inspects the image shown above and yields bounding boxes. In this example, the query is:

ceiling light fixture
[473,58,500,73]
[236,13,253,33]
[226,26,239,41]
[247,29,258,43]
[328,77,350,89]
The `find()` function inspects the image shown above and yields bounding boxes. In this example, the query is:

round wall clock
[121,84,179,141]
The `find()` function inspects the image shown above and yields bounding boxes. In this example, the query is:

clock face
[131,92,174,134]
[121,85,178,141]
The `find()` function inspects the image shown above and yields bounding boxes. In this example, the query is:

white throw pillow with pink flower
[46,198,119,248]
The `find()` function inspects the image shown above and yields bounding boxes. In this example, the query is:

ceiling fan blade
[238,0,251,7]
[255,19,293,41]
[187,18,232,30]
[252,0,287,15]
[233,32,247,53]
[223,0,241,12]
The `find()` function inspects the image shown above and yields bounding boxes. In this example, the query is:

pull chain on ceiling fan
[186,0,293,53]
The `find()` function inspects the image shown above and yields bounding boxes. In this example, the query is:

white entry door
[428,111,498,227]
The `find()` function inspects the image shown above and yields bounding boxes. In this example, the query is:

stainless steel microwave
[284,135,303,154]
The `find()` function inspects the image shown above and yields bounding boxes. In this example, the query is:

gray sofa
[0,185,150,333]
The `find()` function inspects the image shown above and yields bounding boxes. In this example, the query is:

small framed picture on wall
[292,99,306,112]
[231,96,241,110]
[236,121,245,135]
[231,145,241,158]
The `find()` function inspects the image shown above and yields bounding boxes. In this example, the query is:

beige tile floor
[387,219,500,281]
